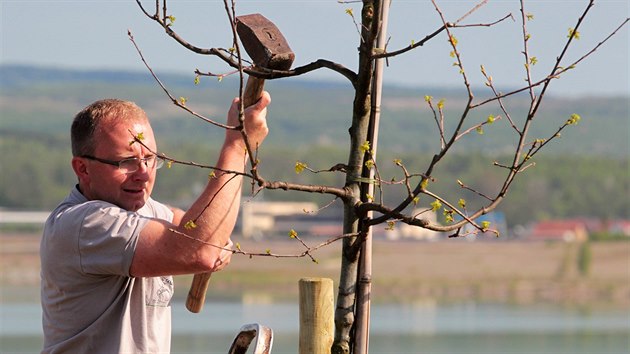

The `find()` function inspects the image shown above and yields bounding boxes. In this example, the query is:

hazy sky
[1,1,628,97]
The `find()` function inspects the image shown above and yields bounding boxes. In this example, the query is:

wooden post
[299,277,334,354]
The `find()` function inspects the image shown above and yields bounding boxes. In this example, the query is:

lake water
[1,302,628,353]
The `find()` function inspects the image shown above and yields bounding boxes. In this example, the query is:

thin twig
[127,30,231,129]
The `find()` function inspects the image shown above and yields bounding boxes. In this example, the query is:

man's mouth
[123,187,144,195]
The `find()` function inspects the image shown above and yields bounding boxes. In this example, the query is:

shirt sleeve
[77,202,149,276]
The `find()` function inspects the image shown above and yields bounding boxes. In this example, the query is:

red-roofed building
[528,219,589,242]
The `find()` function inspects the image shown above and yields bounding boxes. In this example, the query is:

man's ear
[71,157,89,181]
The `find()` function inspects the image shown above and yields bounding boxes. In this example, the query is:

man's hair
[71,99,148,157]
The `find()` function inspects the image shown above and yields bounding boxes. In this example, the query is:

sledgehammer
[186,13,295,313]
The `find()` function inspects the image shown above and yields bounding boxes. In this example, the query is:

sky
[1,1,628,97]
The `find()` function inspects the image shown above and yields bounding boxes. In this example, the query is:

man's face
[77,120,158,211]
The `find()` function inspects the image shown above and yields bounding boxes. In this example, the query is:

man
[40,93,271,353]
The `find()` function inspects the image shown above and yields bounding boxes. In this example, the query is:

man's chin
[129,197,148,212]
[120,194,148,212]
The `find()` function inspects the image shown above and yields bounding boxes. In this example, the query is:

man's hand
[225,91,271,153]
[212,239,233,272]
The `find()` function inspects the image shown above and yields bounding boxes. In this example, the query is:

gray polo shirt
[41,186,174,353]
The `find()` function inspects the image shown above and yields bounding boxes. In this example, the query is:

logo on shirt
[146,276,173,307]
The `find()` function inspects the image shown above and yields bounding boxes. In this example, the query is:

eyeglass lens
[119,156,163,173]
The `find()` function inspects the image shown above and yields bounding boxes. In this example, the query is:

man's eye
[121,158,139,165]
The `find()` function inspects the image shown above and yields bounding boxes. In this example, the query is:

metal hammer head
[236,14,294,71]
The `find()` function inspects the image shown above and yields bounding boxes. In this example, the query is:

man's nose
[131,159,152,180]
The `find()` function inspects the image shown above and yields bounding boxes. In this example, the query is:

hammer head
[236,14,294,71]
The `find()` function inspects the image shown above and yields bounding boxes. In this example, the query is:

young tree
[133,1,627,353]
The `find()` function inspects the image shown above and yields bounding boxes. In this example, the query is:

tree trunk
[353,2,391,353]
[332,2,381,353]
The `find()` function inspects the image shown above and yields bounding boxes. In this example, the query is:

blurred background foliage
[1,65,628,228]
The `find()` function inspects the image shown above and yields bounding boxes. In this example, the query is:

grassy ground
[2,233,629,308]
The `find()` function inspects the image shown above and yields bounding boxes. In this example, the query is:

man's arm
[130,93,270,277]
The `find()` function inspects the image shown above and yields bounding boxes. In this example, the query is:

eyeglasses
[82,155,164,174]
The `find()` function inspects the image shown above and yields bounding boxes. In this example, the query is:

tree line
[3,133,627,228]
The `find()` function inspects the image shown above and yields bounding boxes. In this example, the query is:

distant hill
[1,64,187,88]
[1,64,628,157]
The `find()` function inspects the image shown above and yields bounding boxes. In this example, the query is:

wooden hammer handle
[186,271,213,313]
[185,75,266,314]
[242,75,266,108]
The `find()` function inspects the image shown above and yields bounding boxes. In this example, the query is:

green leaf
[184,220,197,230]
[568,27,580,40]
[295,161,307,174]
[566,113,581,125]
[449,34,458,46]
[443,209,454,223]
[360,141,371,153]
